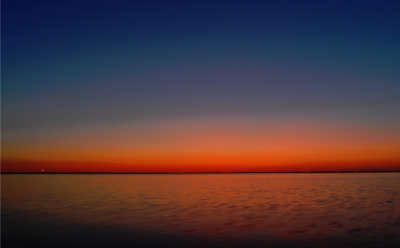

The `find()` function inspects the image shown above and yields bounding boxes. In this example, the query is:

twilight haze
[2,0,400,173]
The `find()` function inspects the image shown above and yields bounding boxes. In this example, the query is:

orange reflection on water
[3,173,400,242]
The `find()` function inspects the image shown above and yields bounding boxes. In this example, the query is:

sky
[2,0,400,172]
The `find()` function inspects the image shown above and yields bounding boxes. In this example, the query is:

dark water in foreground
[2,173,400,247]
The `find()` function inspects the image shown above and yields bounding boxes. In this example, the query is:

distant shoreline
[2,171,400,174]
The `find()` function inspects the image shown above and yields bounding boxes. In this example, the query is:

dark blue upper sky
[2,0,400,132]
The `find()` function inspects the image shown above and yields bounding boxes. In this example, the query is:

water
[2,173,400,247]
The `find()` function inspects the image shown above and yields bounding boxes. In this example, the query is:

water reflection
[2,173,400,247]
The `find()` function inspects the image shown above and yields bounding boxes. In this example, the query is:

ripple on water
[2,173,400,247]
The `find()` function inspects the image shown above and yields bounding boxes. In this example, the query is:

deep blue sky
[3,0,400,172]
[3,0,400,131]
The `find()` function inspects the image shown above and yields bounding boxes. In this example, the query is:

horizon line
[2,170,400,175]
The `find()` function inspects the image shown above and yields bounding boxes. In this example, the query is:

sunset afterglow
[3,117,400,172]
[2,1,400,173]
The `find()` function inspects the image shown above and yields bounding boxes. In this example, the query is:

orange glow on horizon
[2,118,400,172]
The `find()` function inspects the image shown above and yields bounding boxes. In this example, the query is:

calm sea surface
[2,173,400,247]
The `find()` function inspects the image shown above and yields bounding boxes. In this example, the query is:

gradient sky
[2,0,400,172]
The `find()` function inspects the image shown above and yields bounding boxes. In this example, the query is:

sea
[2,173,400,247]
